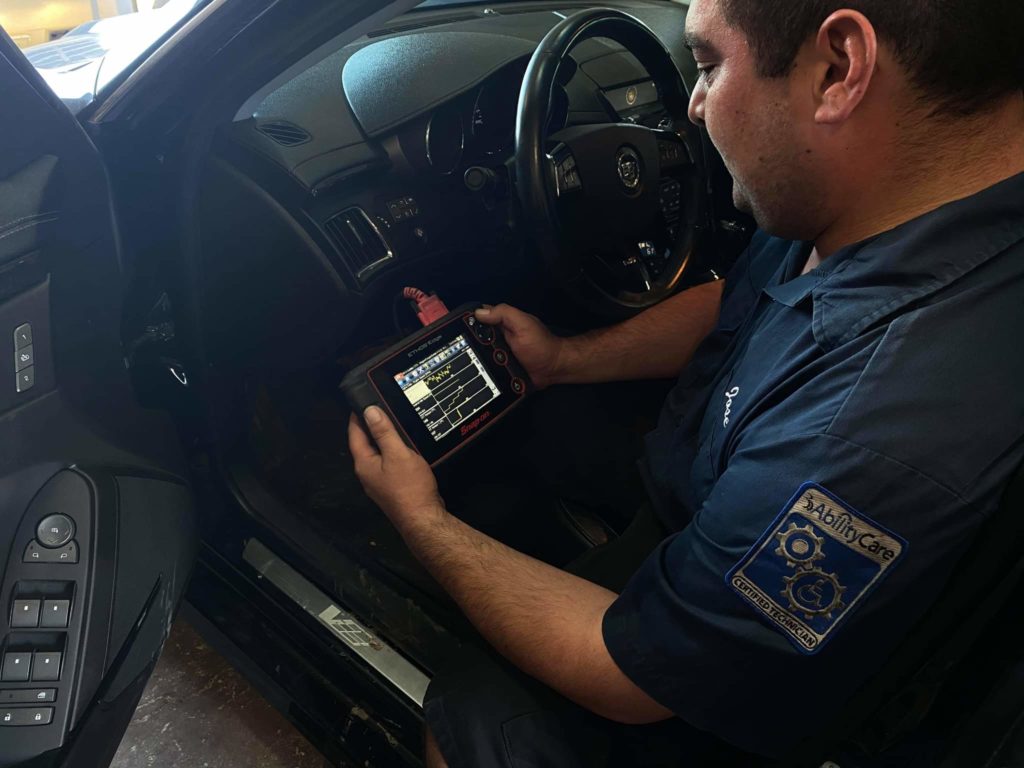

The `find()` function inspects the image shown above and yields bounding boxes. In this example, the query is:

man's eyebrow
[683,31,718,55]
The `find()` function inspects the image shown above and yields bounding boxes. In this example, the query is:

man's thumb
[475,303,514,328]
[364,406,405,452]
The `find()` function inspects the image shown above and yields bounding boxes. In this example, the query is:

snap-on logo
[723,386,740,427]
[460,410,492,437]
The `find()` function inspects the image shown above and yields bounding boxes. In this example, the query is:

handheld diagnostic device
[341,304,531,466]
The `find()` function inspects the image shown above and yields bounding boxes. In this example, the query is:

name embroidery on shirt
[726,482,907,654]
[722,386,740,427]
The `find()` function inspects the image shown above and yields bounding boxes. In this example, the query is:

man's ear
[813,10,877,124]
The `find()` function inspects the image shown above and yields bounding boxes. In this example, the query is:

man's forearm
[556,279,724,386]
[396,505,672,724]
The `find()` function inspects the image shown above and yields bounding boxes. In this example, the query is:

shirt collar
[763,171,1024,351]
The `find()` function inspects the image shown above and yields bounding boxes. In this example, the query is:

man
[349,0,1024,764]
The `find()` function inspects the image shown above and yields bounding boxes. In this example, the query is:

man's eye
[696,64,717,81]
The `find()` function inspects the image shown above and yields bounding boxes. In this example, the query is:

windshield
[5,0,204,113]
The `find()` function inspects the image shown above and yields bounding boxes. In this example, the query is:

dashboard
[202,1,705,363]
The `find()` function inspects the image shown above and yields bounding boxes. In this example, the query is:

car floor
[111,619,339,768]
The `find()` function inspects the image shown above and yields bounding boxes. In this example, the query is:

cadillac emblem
[616,147,641,191]
[626,85,638,106]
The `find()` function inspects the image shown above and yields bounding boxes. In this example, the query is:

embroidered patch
[727,482,907,654]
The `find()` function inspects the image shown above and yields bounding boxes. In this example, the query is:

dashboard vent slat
[323,208,393,279]
[256,121,311,147]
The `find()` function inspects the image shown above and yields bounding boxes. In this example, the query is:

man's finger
[363,406,409,454]
[348,413,379,461]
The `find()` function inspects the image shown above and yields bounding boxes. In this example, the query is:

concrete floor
[110,619,330,768]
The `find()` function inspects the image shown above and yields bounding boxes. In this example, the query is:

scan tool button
[510,378,525,395]
[493,349,508,366]
[36,515,75,549]
[466,315,494,344]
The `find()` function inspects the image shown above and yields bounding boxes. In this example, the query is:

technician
[348,0,1024,764]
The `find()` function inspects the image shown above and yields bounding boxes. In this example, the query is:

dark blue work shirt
[603,172,1024,758]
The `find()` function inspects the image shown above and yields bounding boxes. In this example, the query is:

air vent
[366,12,479,37]
[256,121,311,147]
[323,208,393,279]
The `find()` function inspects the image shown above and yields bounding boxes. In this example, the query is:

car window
[2,0,205,113]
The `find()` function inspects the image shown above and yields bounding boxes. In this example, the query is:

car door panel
[0,28,196,768]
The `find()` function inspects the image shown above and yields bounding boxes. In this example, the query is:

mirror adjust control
[13,324,32,350]
[37,514,75,548]
[40,600,70,629]
[1,654,31,683]
[11,599,41,628]
[31,652,60,683]
[0,707,53,726]
[24,540,78,564]
[0,689,55,704]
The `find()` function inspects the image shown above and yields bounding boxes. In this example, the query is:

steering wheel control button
[2,654,31,683]
[493,349,508,366]
[36,515,75,549]
[14,345,33,373]
[39,600,70,629]
[31,653,60,683]
[15,366,34,393]
[0,689,55,704]
[11,600,41,628]
[510,378,525,395]
[0,707,53,726]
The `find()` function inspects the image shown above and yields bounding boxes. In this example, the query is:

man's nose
[688,83,706,127]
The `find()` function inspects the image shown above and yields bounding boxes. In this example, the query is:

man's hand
[474,304,569,389]
[348,406,444,528]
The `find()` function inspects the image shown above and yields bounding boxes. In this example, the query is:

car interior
[4,0,1022,765]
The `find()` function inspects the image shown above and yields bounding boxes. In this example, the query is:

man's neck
[804,96,1024,274]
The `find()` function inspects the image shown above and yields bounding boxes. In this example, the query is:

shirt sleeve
[602,432,977,758]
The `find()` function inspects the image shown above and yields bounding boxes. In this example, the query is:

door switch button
[24,540,79,564]
[0,707,53,726]
[39,600,70,628]
[36,514,75,548]
[11,599,41,628]
[13,324,32,350]
[31,652,60,682]
[14,345,33,372]
[0,689,55,704]
[2,654,31,682]
[15,367,34,393]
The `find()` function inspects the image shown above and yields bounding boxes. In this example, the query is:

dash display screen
[394,334,501,442]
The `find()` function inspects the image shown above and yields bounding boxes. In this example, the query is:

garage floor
[110,619,332,768]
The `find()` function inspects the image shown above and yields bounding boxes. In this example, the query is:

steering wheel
[515,8,705,316]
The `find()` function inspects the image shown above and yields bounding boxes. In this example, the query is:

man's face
[685,0,825,240]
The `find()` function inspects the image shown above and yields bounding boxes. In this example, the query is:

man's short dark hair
[719,0,1024,116]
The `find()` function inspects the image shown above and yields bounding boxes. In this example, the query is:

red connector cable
[403,286,449,327]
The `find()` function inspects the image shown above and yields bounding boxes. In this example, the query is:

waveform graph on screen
[394,334,501,441]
